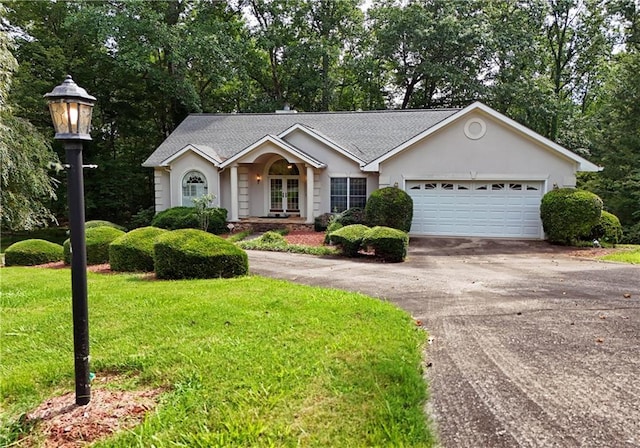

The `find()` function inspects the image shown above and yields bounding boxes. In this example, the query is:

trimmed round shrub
[154,229,248,279]
[335,207,366,226]
[129,206,156,229]
[362,226,409,262]
[540,188,602,245]
[200,207,228,234]
[151,206,228,234]
[329,224,370,257]
[324,221,343,244]
[314,213,335,232]
[63,226,126,265]
[365,187,413,232]
[588,211,623,245]
[109,226,168,272]
[85,220,126,231]
[4,239,64,266]
[151,207,199,230]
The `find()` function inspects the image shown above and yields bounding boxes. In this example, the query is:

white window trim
[181,170,208,206]
[330,176,367,212]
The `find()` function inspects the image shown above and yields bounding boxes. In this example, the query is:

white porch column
[230,164,239,221]
[306,165,314,224]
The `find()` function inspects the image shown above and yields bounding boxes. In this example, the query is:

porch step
[230,219,313,234]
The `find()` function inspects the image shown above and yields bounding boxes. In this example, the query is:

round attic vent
[464,118,486,140]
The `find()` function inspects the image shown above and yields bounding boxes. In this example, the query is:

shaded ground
[247,237,640,448]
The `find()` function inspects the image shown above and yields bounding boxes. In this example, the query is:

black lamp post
[44,75,96,406]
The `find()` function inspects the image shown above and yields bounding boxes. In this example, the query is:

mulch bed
[23,382,162,448]
[283,230,325,246]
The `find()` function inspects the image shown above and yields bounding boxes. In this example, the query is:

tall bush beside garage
[109,226,168,272]
[365,187,413,232]
[154,229,248,279]
[540,188,602,244]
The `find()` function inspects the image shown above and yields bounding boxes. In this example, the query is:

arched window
[182,170,207,207]
[269,159,299,175]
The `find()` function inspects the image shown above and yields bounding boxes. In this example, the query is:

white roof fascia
[219,134,326,169]
[160,144,222,167]
[363,102,602,172]
[278,123,366,167]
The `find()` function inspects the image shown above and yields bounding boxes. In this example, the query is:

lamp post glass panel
[44,76,96,406]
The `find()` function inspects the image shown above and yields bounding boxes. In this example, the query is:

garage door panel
[408,180,543,238]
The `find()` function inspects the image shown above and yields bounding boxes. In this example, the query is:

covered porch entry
[219,135,326,224]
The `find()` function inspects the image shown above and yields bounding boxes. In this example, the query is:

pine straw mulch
[283,230,325,247]
[21,380,162,448]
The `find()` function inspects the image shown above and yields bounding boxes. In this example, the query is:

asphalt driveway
[247,238,640,448]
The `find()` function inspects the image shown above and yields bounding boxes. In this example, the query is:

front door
[270,177,299,214]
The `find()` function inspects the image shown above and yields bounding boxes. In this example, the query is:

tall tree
[6,0,245,225]
[1,8,60,231]
[369,0,488,109]
[579,0,640,238]
[242,0,365,111]
[542,0,614,140]
[484,0,556,136]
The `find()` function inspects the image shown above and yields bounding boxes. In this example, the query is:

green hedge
[63,226,126,265]
[324,221,343,244]
[154,229,248,280]
[151,207,199,230]
[314,213,334,232]
[362,226,409,262]
[329,224,370,257]
[109,226,168,272]
[589,211,623,245]
[85,220,126,231]
[336,207,366,226]
[151,206,228,234]
[540,188,602,245]
[365,187,413,232]
[4,239,64,266]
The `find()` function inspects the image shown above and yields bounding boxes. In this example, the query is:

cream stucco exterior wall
[153,168,171,212]
[160,152,221,210]
[379,111,578,193]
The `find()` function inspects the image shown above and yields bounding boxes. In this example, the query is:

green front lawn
[599,245,640,264]
[1,268,434,447]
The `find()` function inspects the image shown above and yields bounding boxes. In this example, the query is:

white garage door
[408,181,544,238]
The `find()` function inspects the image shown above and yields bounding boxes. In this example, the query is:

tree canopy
[2,0,639,239]
[1,6,60,231]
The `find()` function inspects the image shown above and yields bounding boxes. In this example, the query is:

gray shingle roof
[142,108,460,167]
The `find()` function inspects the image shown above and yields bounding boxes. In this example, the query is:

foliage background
[1,0,638,237]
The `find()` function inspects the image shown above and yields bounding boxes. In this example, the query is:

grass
[599,245,640,264]
[0,267,434,447]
